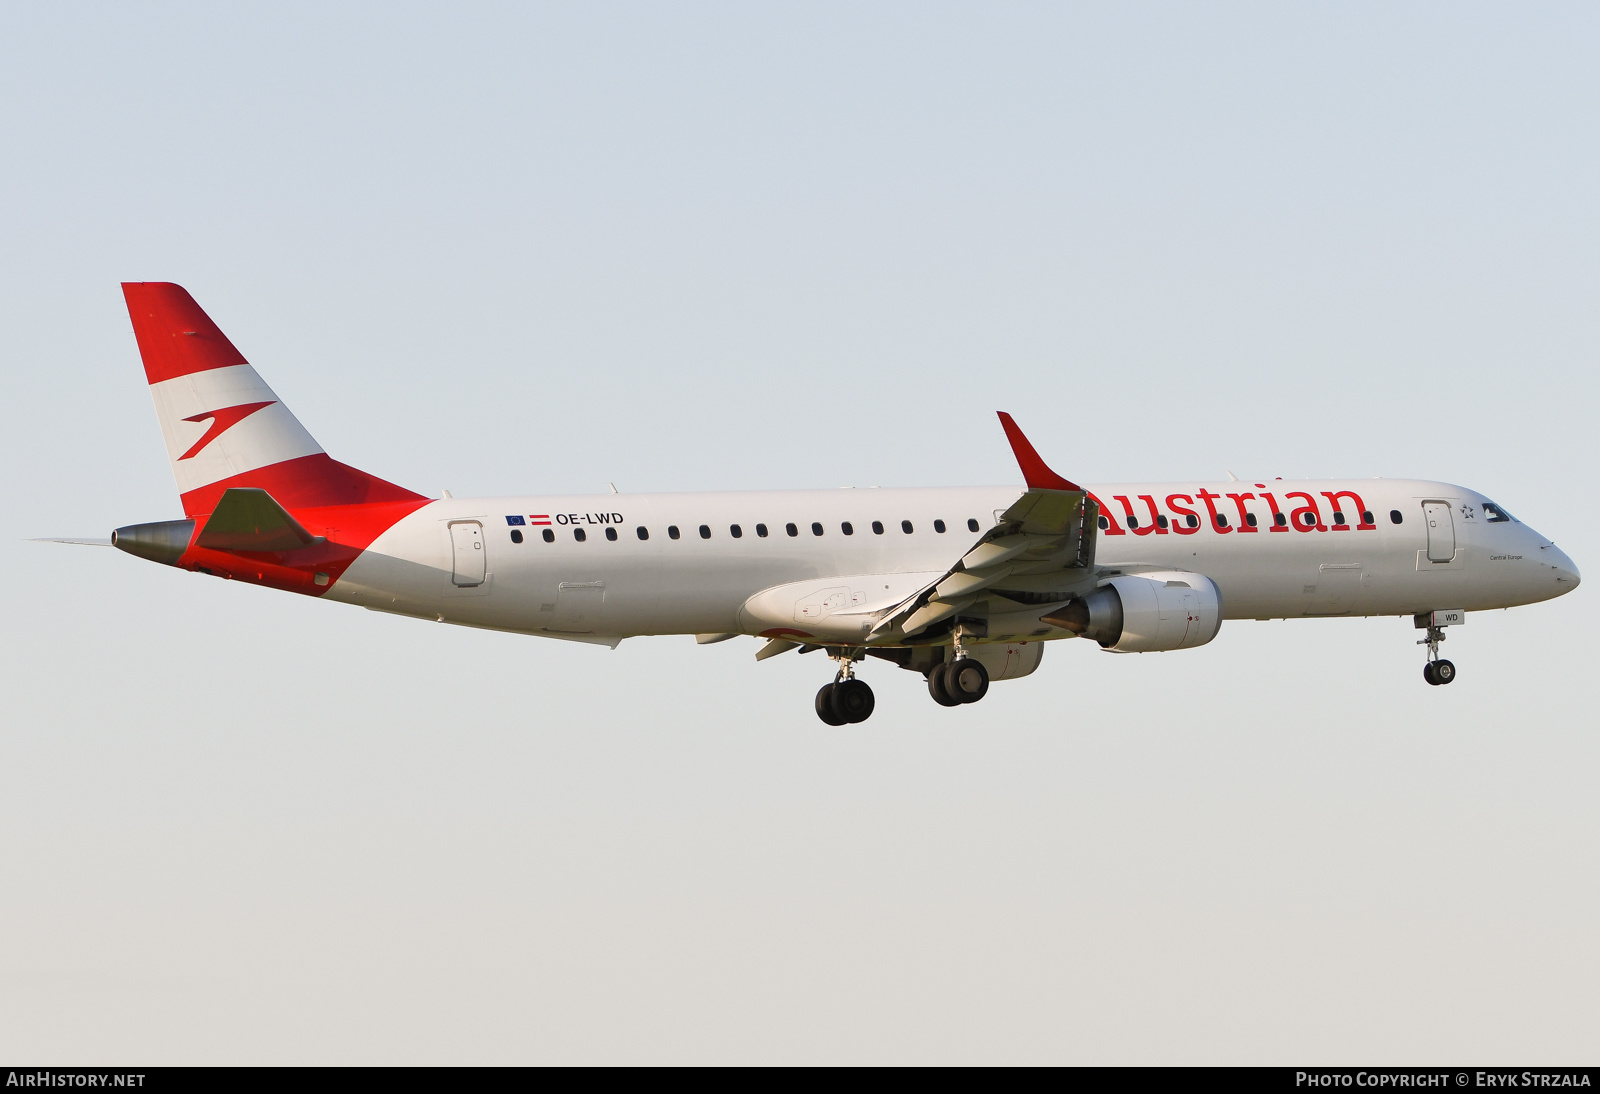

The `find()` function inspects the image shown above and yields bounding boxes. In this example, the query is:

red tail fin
[122,282,425,516]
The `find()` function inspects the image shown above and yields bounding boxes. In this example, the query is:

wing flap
[867,414,1101,641]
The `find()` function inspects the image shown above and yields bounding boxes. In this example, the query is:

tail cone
[112,520,195,566]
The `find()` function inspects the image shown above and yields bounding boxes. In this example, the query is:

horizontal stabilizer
[196,488,317,552]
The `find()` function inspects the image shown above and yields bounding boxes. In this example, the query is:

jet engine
[1042,571,1222,652]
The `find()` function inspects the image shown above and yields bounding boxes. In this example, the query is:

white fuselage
[328,479,1579,645]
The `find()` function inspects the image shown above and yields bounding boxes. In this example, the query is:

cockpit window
[1482,502,1515,523]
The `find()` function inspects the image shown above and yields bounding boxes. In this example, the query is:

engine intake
[1042,571,1222,652]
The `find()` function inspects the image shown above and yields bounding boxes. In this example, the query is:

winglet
[996,412,1080,491]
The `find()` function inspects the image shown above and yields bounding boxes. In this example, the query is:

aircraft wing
[868,413,1099,641]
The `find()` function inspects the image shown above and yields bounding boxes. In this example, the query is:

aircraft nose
[1544,544,1581,593]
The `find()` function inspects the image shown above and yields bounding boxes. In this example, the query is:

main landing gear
[815,650,875,725]
[928,656,989,706]
[1418,623,1457,687]
[927,626,990,707]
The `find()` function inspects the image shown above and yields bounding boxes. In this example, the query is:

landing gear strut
[815,649,875,724]
[1418,625,1456,686]
[927,626,991,706]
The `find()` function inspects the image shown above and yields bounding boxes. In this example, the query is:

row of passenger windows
[508,516,984,545]
[1097,508,1390,530]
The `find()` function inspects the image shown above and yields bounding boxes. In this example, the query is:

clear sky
[1,2,1595,1064]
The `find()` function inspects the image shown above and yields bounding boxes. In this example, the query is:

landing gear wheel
[1433,659,1456,685]
[831,678,875,723]
[1423,662,1439,686]
[928,663,961,707]
[947,658,990,703]
[815,683,848,725]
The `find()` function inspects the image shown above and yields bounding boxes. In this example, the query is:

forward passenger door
[1423,502,1455,563]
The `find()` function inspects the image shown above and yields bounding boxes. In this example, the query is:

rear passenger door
[449,521,486,586]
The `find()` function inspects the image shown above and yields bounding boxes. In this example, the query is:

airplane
[46,283,1582,724]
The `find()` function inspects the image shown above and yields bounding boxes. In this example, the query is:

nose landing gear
[1417,619,1457,686]
[815,649,875,724]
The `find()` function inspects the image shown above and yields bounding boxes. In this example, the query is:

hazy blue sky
[1,3,1595,1063]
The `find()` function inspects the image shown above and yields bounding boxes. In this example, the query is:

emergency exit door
[449,521,486,586]
[1423,502,1455,563]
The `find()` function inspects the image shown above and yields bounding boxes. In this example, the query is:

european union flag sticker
[505,515,526,526]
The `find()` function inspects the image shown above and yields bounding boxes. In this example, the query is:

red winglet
[997,412,1080,491]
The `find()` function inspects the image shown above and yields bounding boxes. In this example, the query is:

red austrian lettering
[1225,492,1258,533]
[1166,494,1200,535]
[1284,491,1325,532]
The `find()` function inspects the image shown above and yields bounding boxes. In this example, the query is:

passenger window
[1157,515,1169,529]
[901,520,913,534]
[1332,511,1346,525]
[934,519,946,533]
[1127,516,1139,529]
[730,524,742,538]
[699,525,711,539]
[668,525,681,540]
[872,521,884,535]
[1274,513,1287,527]
[1389,510,1403,525]
[605,526,618,541]
[968,518,980,532]
[786,523,798,537]
[636,526,649,540]
[1245,513,1258,527]
[1188,515,1200,528]
[1361,511,1375,525]
[1482,503,1514,523]
[510,529,524,543]
[574,528,587,542]
[1097,516,1108,530]
[756,524,768,538]
[1216,514,1229,527]
[542,529,555,542]
[842,522,853,535]
[811,522,824,536]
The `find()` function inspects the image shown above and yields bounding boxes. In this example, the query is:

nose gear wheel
[1418,624,1458,686]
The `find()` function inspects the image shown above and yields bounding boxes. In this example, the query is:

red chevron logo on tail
[179,401,276,460]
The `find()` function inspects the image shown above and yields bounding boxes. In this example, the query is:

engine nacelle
[1042,571,1222,652]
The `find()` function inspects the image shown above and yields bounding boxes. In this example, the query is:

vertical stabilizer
[122,283,423,516]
